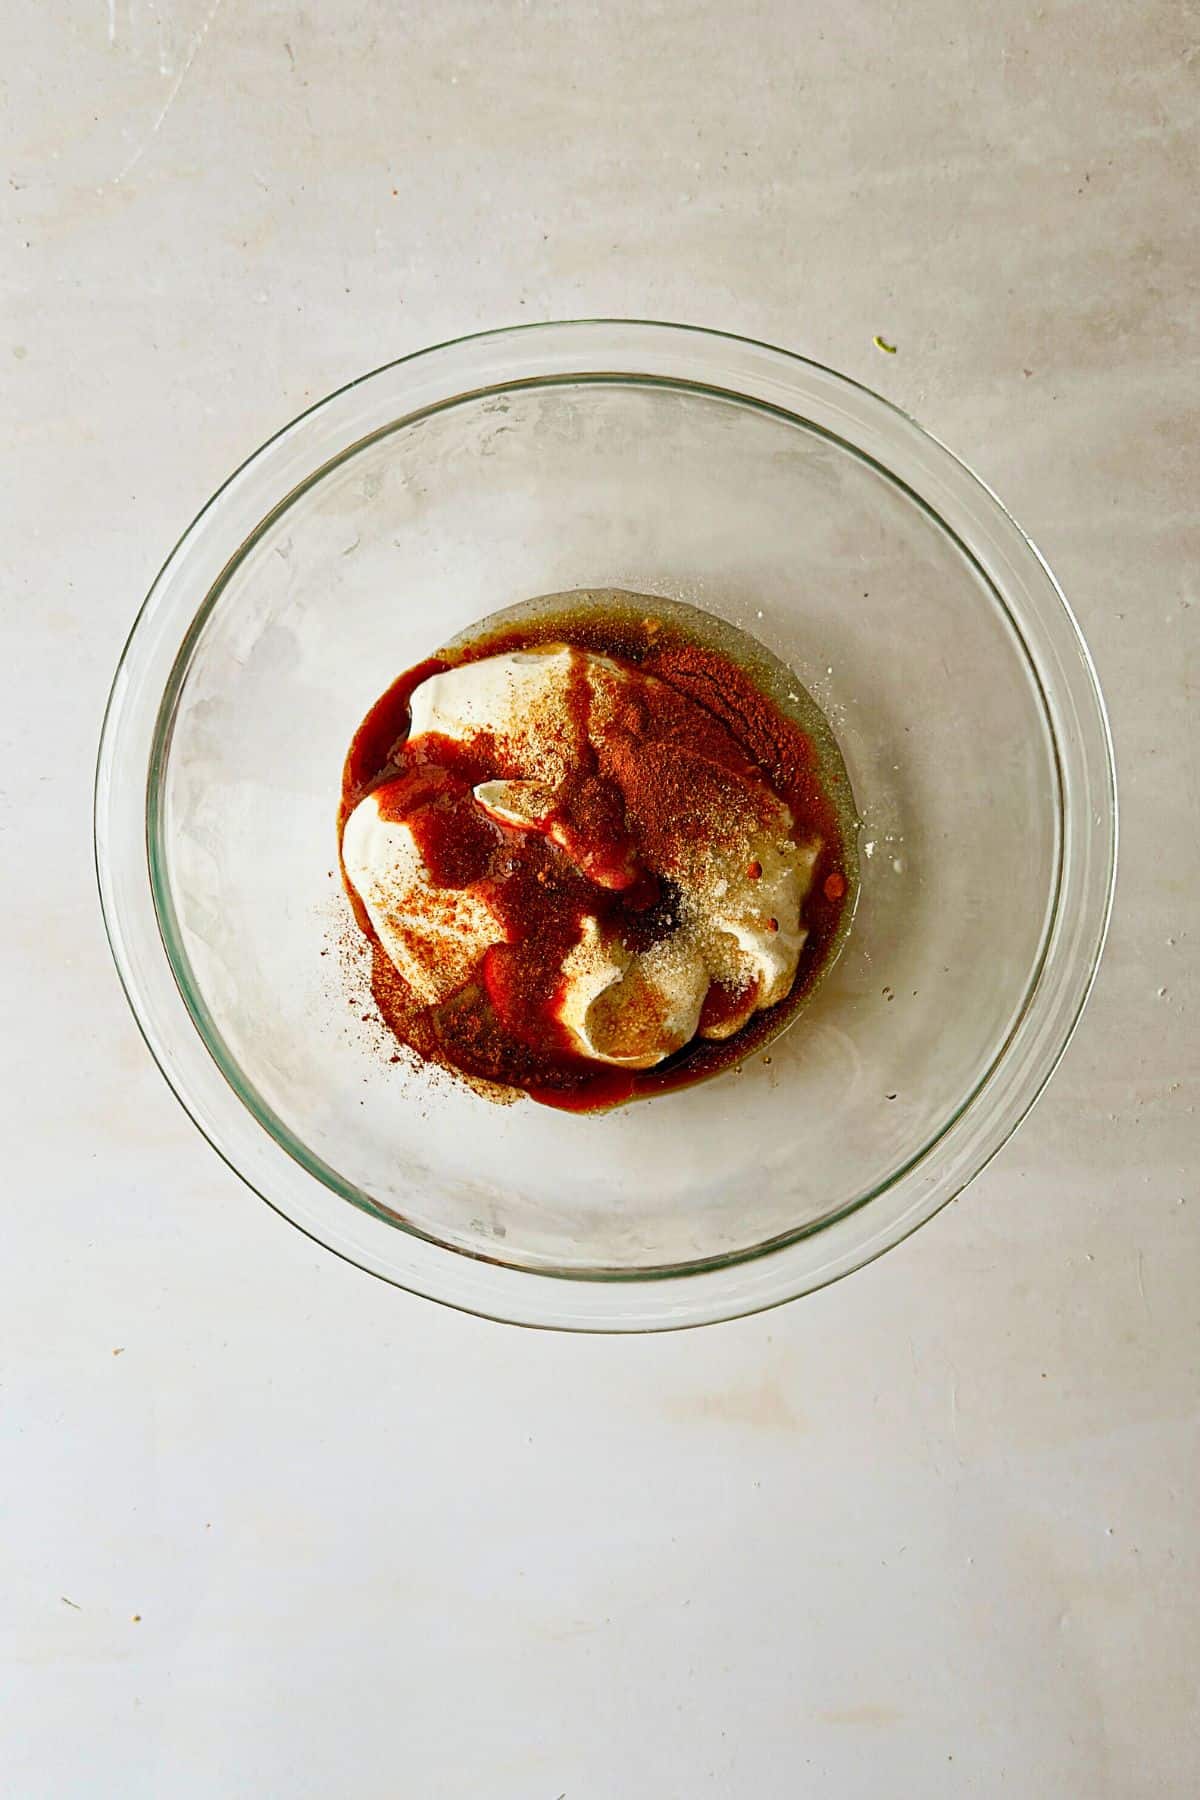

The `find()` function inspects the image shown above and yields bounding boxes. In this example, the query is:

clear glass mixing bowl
[95,322,1116,1330]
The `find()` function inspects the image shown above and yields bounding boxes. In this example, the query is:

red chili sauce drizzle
[339,618,852,1112]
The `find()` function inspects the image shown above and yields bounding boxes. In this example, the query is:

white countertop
[4,3,1197,1793]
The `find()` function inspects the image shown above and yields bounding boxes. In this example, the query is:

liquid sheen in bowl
[95,321,1116,1330]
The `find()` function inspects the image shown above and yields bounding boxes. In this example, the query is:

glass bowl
[95,321,1116,1331]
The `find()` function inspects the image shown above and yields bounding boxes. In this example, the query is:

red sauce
[339,614,853,1111]
[697,974,760,1035]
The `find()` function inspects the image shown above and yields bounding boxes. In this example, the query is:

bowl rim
[95,319,1118,1331]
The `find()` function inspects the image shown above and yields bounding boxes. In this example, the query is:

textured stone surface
[3,2,1196,1793]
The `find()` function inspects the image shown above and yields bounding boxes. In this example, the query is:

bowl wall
[155,377,1058,1273]
[97,322,1114,1327]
